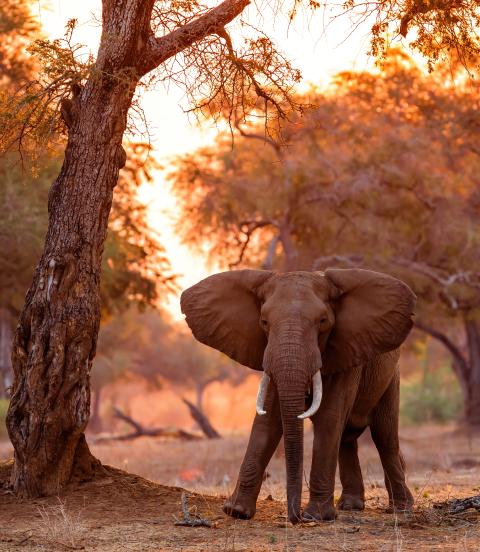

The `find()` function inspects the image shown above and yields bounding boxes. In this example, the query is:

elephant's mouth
[256,369,323,419]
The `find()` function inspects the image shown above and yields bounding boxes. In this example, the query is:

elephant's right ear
[180,270,273,371]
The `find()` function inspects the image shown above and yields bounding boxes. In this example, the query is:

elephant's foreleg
[223,379,282,519]
[338,430,365,511]
[304,370,361,521]
[370,369,414,512]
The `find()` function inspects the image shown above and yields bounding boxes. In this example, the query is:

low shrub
[400,364,462,425]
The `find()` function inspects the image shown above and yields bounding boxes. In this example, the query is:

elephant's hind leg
[223,380,282,520]
[370,369,414,513]
[338,429,365,511]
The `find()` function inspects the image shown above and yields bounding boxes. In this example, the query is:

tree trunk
[182,398,221,439]
[6,2,154,497]
[195,382,206,413]
[279,223,298,272]
[5,0,258,498]
[414,318,480,429]
[464,318,480,427]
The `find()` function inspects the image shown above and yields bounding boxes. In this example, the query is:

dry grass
[37,498,87,549]
[0,424,480,551]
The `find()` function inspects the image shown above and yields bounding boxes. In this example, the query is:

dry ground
[1,424,480,551]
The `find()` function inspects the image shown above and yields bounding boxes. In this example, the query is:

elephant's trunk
[263,332,322,523]
[277,380,306,523]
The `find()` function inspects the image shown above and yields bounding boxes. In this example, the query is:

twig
[174,492,212,527]
[16,532,32,546]
[445,495,480,514]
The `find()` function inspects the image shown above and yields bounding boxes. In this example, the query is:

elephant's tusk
[256,372,270,416]
[298,370,323,419]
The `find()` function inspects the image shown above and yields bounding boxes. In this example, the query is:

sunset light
[36,0,375,317]
[2,0,480,548]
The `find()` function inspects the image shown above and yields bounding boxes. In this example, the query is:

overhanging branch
[141,0,250,74]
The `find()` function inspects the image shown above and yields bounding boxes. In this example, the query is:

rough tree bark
[6,0,250,497]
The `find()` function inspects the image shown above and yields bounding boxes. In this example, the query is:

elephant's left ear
[323,268,416,370]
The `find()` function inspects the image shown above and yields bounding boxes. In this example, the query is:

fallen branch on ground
[174,492,212,527]
[445,496,480,514]
[92,407,202,442]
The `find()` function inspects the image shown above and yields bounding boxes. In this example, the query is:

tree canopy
[168,49,480,422]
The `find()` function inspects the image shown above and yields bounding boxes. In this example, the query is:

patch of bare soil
[1,425,480,551]
[0,458,479,552]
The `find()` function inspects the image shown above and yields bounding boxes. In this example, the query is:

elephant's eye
[260,319,268,329]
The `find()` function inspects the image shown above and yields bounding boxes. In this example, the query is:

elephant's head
[180,268,415,521]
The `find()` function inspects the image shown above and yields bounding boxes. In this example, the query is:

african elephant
[180,268,416,523]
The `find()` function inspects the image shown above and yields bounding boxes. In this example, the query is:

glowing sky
[36,0,377,317]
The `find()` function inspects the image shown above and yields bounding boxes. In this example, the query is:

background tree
[125,310,247,434]
[0,0,42,398]
[0,0,37,85]
[169,50,480,426]
[89,306,247,437]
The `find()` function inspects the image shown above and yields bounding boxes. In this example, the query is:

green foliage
[0,398,8,439]
[400,364,463,425]
[0,18,92,158]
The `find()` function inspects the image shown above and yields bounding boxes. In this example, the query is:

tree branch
[414,321,470,383]
[217,27,286,117]
[235,121,283,158]
[141,0,250,74]
[229,220,275,269]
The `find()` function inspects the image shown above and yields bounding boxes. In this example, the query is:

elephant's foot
[223,492,257,520]
[302,499,337,521]
[338,493,365,511]
[385,489,414,514]
[385,500,414,514]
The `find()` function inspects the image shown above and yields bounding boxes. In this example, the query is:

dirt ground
[1,424,480,551]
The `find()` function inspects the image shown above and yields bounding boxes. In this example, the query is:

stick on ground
[174,492,212,528]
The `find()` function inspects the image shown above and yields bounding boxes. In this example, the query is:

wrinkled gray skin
[181,268,416,523]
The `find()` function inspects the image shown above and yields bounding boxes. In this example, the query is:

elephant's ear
[323,268,416,370]
[180,270,273,371]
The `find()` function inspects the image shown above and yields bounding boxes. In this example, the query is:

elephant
[180,268,416,523]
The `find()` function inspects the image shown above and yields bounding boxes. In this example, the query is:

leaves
[169,48,480,324]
